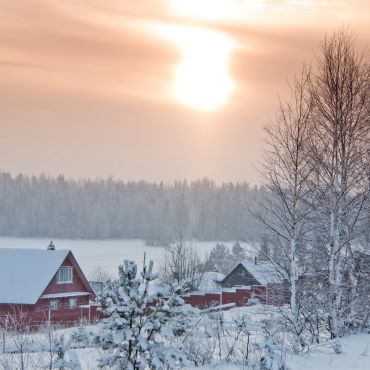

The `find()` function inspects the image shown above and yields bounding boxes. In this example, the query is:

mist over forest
[0,172,263,242]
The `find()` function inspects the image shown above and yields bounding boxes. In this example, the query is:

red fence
[182,283,287,310]
[0,304,103,330]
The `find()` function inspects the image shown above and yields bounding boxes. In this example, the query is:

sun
[156,24,236,112]
[174,30,234,111]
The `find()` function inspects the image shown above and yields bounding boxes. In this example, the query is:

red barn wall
[183,293,221,309]
[182,283,287,310]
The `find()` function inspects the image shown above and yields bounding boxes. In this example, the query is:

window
[49,300,58,310]
[69,298,77,309]
[56,266,73,284]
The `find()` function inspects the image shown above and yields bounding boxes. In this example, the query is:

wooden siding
[182,285,271,309]
[221,264,261,288]
[0,302,102,329]
[42,253,92,296]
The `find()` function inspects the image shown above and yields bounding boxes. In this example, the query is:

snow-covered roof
[0,248,70,304]
[241,261,281,285]
[40,292,90,299]
[197,271,225,291]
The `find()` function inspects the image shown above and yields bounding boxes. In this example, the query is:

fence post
[0,330,5,354]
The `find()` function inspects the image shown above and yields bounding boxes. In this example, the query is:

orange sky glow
[0,0,369,183]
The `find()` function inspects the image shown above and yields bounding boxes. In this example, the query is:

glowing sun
[156,24,236,112]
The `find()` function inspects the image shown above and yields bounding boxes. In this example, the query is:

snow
[184,303,370,370]
[40,292,91,299]
[0,248,69,304]
[222,302,280,321]
[185,334,370,370]
[0,301,368,370]
[241,260,282,284]
[0,237,248,277]
[286,334,370,370]
[196,271,225,291]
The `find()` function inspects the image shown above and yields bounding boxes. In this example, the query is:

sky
[0,0,369,183]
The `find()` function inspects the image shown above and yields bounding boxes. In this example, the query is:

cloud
[0,60,48,69]
[0,0,369,182]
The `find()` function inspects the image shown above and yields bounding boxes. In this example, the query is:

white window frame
[56,266,73,284]
[69,298,78,309]
[49,300,58,310]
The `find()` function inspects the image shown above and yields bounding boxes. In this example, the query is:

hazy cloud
[0,0,368,182]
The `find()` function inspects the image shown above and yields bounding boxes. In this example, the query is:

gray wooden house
[221,259,281,288]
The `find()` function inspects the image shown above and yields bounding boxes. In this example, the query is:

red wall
[183,293,220,309]
[0,303,102,329]
[182,284,286,310]
[42,254,90,296]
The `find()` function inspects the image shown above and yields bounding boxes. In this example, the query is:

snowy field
[0,237,248,278]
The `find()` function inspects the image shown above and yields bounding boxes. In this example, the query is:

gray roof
[240,261,281,285]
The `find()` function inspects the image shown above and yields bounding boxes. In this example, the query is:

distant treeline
[0,172,264,243]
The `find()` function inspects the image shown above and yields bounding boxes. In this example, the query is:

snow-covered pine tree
[70,324,89,348]
[207,243,235,274]
[47,333,81,370]
[97,260,188,370]
[232,241,246,261]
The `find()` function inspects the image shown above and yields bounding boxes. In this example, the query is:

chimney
[254,256,257,265]
[47,241,55,251]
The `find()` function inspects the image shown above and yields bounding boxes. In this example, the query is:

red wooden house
[0,244,99,328]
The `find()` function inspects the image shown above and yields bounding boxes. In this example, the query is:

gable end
[221,263,261,288]
[40,252,95,299]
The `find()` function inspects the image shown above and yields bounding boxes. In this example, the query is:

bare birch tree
[258,69,313,352]
[159,237,206,291]
[308,29,369,338]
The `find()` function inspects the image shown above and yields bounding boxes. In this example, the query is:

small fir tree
[97,260,188,370]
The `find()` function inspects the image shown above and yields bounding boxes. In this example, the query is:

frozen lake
[0,237,241,278]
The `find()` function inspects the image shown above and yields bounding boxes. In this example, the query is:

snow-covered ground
[286,334,370,370]
[188,334,370,370]
[0,237,249,277]
[186,305,370,370]
[1,303,368,369]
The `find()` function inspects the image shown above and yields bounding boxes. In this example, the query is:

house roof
[0,248,70,304]
[196,271,225,291]
[240,261,282,285]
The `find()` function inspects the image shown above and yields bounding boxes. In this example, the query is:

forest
[0,173,262,242]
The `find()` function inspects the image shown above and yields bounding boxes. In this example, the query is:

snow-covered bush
[97,260,189,370]
[332,339,342,354]
[181,333,215,367]
[257,320,289,370]
[70,325,89,348]
[41,332,81,370]
[247,295,261,306]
